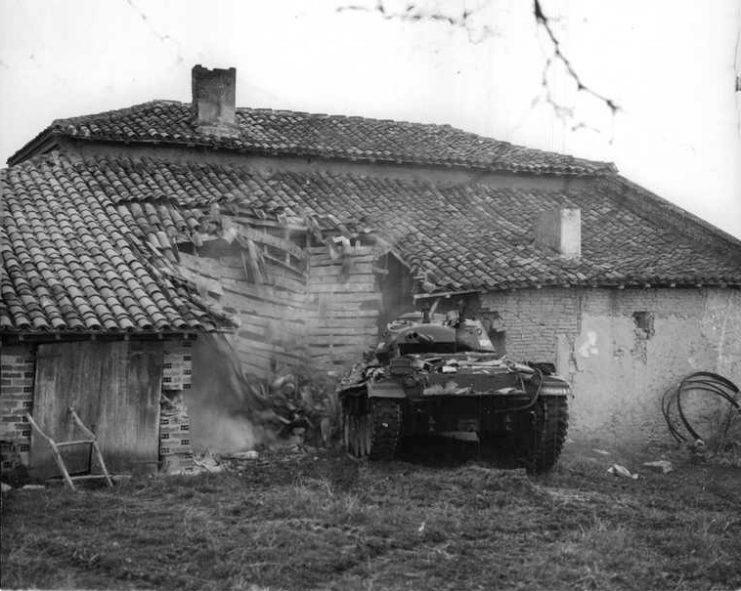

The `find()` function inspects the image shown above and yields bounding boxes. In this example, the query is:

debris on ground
[642,460,674,474]
[607,463,639,479]
[237,371,341,449]
[223,450,259,460]
[192,450,225,474]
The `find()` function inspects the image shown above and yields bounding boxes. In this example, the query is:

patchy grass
[2,443,740,591]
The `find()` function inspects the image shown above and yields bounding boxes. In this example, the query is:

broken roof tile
[1,154,230,335]
[3,150,741,337]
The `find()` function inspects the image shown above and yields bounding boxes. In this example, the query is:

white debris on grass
[642,460,674,474]
[607,464,639,480]
[192,449,226,473]
[225,450,260,460]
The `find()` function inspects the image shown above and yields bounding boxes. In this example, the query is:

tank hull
[338,321,571,473]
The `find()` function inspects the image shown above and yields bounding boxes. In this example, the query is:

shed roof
[1,154,232,336]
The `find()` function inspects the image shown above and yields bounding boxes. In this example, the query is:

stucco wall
[480,287,741,443]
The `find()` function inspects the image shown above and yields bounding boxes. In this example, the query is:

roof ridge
[236,105,461,129]
[8,100,617,175]
[51,100,185,127]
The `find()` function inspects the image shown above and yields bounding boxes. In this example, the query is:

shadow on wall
[185,334,268,454]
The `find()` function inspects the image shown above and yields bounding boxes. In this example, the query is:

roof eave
[0,326,234,343]
[6,129,62,166]
[473,279,741,292]
[599,175,741,251]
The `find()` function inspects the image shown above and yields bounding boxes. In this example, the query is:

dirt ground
[1,440,740,591]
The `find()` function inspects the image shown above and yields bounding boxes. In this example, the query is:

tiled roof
[18,154,740,296]
[0,154,231,335]
[8,101,616,176]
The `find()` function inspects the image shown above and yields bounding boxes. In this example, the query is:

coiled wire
[661,372,740,445]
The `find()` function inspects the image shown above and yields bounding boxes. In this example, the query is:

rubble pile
[237,370,341,450]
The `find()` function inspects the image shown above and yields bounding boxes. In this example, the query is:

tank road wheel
[368,399,402,461]
[526,396,569,474]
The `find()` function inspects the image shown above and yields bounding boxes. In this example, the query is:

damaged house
[2,66,741,476]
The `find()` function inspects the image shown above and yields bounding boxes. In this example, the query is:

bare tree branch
[122,0,185,60]
[337,1,498,44]
[337,0,620,129]
[533,0,619,115]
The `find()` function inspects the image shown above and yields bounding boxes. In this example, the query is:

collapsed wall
[177,217,387,378]
[306,246,384,370]
[172,215,390,453]
[1,217,393,471]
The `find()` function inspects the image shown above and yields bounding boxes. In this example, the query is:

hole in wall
[632,311,654,338]
[481,311,507,356]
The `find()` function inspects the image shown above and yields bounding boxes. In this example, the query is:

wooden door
[30,340,163,479]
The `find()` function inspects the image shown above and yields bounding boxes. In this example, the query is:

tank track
[368,399,402,461]
[342,397,402,460]
[526,395,569,474]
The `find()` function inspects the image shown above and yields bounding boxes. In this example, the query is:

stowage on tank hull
[339,319,570,474]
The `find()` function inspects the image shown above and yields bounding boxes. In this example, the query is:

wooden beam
[69,408,113,488]
[413,289,482,301]
[236,225,306,260]
[26,413,75,490]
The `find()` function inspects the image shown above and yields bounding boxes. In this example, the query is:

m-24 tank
[338,314,570,473]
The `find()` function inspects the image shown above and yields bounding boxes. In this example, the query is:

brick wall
[480,288,579,362]
[159,339,195,473]
[1,345,36,469]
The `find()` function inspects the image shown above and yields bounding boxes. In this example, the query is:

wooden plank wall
[179,227,384,378]
[30,341,162,479]
[306,246,382,370]
[180,224,314,379]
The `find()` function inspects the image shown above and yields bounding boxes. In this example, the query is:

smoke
[183,332,341,453]
[185,333,267,453]
[192,408,260,453]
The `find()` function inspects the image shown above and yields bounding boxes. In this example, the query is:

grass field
[2,441,740,591]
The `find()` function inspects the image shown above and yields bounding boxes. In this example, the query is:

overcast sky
[1,0,740,239]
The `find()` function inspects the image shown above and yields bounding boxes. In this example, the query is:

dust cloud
[184,333,269,453]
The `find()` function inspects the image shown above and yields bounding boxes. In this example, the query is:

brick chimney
[535,208,581,258]
[191,65,237,134]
